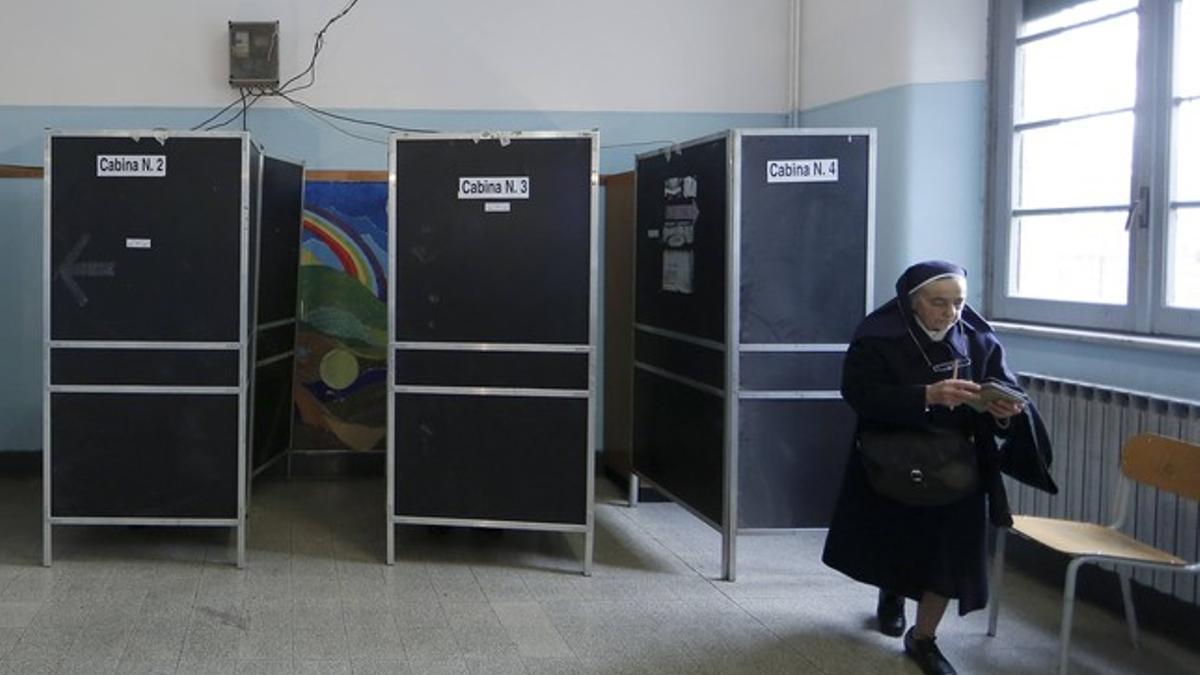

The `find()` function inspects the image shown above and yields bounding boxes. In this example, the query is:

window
[1169,0,1200,310]
[988,0,1200,337]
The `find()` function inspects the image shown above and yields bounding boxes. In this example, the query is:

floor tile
[0,602,41,629]
[0,473,1193,675]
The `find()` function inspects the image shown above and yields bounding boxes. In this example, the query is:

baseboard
[0,450,40,474]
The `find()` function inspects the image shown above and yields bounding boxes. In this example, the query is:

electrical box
[229,21,279,88]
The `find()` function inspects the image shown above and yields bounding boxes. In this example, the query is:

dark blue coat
[821,296,1056,614]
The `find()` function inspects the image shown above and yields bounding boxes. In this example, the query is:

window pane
[1021,0,1136,36]
[1170,6,1200,310]
[1015,113,1134,209]
[1167,207,1200,309]
[1178,0,1200,98]
[1012,212,1129,304]
[1176,101,1200,202]
[1018,12,1138,123]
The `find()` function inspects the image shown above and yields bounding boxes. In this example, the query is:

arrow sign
[54,234,115,307]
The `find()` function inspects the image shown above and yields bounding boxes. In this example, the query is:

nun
[821,260,1057,675]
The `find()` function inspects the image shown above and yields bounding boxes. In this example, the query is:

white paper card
[125,238,152,249]
[766,158,838,183]
[458,176,530,199]
[484,202,511,213]
[97,155,166,177]
[662,250,694,294]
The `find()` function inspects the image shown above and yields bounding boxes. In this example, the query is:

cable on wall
[189,95,246,131]
[277,0,361,96]
[191,0,437,138]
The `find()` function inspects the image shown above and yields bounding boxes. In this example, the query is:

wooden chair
[986,433,1200,675]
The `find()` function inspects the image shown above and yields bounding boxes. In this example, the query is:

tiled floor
[1,470,1197,675]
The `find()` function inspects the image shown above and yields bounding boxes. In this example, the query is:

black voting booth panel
[387,132,597,573]
[44,132,250,567]
[632,129,875,580]
[43,131,303,567]
[249,156,304,478]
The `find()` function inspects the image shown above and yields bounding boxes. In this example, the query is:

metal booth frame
[43,130,256,568]
[386,130,599,575]
[629,128,877,581]
[246,154,306,489]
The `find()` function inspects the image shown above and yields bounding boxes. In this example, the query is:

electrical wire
[271,89,436,133]
[204,95,246,130]
[190,0,440,137]
[601,140,677,149]
[189,94,246,130]
[268,0,437,133]
[206,90,263,131]
[278,0,361,95]
[189,0,360,130]
[291,97,388,145]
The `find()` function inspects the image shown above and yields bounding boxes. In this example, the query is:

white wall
[798,0,987,109]
[794,0,989,305]
[0,0,792,113]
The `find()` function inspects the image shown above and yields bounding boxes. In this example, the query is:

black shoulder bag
[857,427,979,507]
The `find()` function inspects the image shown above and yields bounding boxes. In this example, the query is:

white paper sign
[662,250,694,294]
[484,202,511,213]
[97,155,166,177]
[458,176,530,200]
[125,238,152,249]
[766,158,838,183]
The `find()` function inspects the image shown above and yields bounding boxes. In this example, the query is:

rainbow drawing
[302,205,387,299]
[293,181,389,452]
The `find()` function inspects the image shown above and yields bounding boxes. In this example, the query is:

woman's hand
[986,398,1024,420]
[925,379,981,409]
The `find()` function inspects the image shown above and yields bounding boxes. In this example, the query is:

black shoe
[903,627,957,675]
[876,590,906,637]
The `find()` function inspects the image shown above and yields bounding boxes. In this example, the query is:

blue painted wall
[0,105,784,452]
[0,106,785,173]
[6,84,1197,452]
[998,332,1200,401]
[796,81,987,308]
[0,179,43,452]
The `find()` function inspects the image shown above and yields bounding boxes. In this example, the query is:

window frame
[987,0,1200,338]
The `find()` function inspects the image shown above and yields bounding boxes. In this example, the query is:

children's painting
[293,179,388,451]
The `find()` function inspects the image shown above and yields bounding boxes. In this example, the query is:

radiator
[1013,373,1200,606]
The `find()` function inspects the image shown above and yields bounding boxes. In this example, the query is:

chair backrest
[1121,433,1200,502]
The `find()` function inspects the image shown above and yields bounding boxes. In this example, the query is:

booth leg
[42,520,52,567]
[583,528,594,577]
[721,528,737,582]
[386,519,395,565]
[235,522,246,569]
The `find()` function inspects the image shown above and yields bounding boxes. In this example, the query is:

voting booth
[632,129,876,580]
[43,130,303,567]
[387,131,598,573]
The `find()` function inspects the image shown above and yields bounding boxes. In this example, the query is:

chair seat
[1011,515,1187,566]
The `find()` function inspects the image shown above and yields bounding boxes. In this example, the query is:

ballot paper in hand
[966,380,1028,413]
